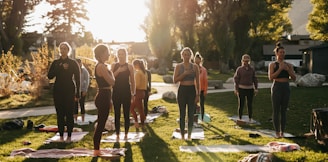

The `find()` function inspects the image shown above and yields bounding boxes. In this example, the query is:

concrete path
[0,82,273,119]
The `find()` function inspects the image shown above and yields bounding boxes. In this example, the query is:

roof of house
[263,45,311,55]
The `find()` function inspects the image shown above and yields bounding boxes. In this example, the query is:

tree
[307,0,328,41]
[0,0,41,55]
[172,0,200,48]
[44,0,89,44]
[146,0,174,74]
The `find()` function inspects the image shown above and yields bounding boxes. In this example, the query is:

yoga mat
[180,145,271,153]
[172,127,205,140]
[228,115,261,125]
[180,141,300,153]
[101,132,145,143]
[76,114,98,125]
[44,132,89,144]
[10,148,126,159]
[246,129,295,138]
[130,113,163,124]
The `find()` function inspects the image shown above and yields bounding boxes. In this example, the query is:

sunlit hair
[241,54,251,62]
[194,52,203,62]
[132,59,146,74]
[58,42,72,56]
[273,42,284,54]
[93,44,109,62]
[116,47,128,62]
[180,47,194,61]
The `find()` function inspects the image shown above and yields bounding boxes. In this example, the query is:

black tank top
[95,63,111,88]
[274,62,289,78]
[113,63,130,90]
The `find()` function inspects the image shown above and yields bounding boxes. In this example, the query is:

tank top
[178,63,195,81]
[95,63,111,88]
[113,63,130,90]
[274,62,289,78]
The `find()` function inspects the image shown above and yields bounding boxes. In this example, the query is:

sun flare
[85,0,149,42]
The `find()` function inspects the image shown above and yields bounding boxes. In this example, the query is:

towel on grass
[44,132,88,144]
[10,147,126,159]
[179,142,300,153]
[101,132,145,143]
[172,127,205,140]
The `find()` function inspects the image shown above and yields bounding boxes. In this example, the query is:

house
[299,43,328,76]
[262,35,321,68]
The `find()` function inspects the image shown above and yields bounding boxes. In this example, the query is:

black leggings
[74,92,86,115]
[112,89,131,135]
[199,90,205,120]
[237,88,254,119]
[94,89,111,150]
[53,89,75,137]
[271,82,290,133]
[177,85,196,136]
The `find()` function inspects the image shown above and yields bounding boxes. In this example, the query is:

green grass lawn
[0,86,328,161]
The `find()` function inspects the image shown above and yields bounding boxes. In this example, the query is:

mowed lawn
[0,85,328,161]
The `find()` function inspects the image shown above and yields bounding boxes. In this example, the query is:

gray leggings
[271,82,290,133]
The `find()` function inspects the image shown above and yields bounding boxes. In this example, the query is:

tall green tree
[172,0,200,48]
[307,0,328,41]
[146,0,174,74]
[44,0,89,44]
[0,0,41,55]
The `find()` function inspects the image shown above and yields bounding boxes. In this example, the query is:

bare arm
[128,64,136,95]
[97,64,115,86]
[287,63,296,81]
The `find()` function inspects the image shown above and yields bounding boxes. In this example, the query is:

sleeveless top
[274,62,289,78]
[95,63,111,88]
[112,63,130,90]
[178,63,195,81]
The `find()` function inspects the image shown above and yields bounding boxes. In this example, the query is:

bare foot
[124,134,128,141]
[116,135,120,142]
[65,137,72,143]
[134,122,140,128]
[280,132,284,138]
[94,150,102,157]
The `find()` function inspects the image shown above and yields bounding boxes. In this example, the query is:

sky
[25,0,149,42]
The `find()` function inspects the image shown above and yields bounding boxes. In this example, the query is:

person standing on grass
[268,42,296,138]
[74,58,90,123]
[143,59,152,116]
[93,44,115,156]
[47,42,80,143]
[130,59,148,129]
[111,47,135,141]
[194,52,208,122]
[233,54,258,123]
[173,47,200,140]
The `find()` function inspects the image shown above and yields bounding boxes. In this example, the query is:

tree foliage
[307,0,328,41]
[146,0,174,74]
[44,0,89,43]
[0,0,42,55]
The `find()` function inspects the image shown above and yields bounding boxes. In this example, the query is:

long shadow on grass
[206,87,328,153]
[137,125,179,162]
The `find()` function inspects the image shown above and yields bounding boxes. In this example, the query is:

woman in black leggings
[111,47,135,141]
[47,42,80,143]
[268,42,296,138]
[93,44,115,156]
